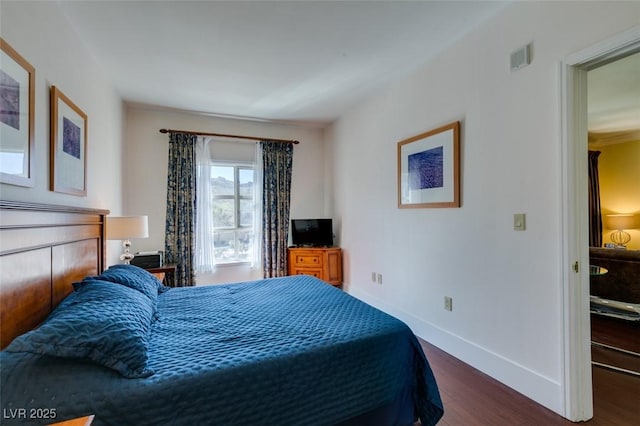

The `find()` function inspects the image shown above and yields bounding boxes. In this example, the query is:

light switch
[514,213,526,231]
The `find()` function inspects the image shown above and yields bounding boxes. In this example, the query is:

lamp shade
[106,216,149,240]
[605,214,637,231]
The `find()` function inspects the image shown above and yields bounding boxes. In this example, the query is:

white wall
[328,1,640,416]
[124,105,326,282]
[0,1,125,265]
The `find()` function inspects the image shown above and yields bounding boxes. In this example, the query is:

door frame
[560,25,640,421]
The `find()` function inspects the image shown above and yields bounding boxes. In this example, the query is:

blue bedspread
[1,276,443,425]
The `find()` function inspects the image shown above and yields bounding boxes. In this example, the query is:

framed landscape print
[397,121,460,208]
[50,86,87,196]
[0,38,35,187]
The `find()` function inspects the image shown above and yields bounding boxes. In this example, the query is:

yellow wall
[598,140,640,250]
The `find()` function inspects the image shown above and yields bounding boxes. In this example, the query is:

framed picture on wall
[50,86,87,196]
[0,38,35,187]
[397,121,460,208]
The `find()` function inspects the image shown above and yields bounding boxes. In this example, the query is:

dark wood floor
[419,337,640,425]
[590,314,640,376]
[590,314,640,354]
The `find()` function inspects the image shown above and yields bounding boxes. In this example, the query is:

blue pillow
[6,281,155,378]
[107,264,170,293]
[75,264,169,305]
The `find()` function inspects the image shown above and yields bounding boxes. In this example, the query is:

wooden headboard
[0,201,109,349]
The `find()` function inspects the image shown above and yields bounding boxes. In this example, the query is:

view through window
[211,164,255,263]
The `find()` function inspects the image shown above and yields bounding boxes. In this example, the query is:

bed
[0,201,443,425]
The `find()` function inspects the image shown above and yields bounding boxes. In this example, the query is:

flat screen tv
[291,219,333,247]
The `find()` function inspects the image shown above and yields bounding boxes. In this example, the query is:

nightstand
[145,263,177,287]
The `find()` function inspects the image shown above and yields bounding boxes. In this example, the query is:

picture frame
[50,86,87,196]
[397,121,460,208]
[0,38,35,187]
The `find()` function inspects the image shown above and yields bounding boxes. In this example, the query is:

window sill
[213,261,252,268]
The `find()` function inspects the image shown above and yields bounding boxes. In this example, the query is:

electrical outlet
[377,273,382,285]
[371,272,377,282]
[444,296,453,311]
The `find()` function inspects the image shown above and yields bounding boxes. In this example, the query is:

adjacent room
[1,1,638,425]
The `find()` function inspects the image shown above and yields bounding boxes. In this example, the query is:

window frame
[210,161,255,265]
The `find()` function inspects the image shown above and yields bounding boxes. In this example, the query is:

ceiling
[58,0,508,126]
[58,1,639,133]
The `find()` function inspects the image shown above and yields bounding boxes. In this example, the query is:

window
[210,163,255,264]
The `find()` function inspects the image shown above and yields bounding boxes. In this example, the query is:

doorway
[561,26,640,421]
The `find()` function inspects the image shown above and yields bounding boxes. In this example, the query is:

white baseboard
[347,287,564,416]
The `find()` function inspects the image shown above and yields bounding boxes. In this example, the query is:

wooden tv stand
[288,247,342,286]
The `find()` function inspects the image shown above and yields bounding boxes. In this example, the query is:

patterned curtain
[588,150,603,248]
[261,141,294,278]
[164,132,197,286]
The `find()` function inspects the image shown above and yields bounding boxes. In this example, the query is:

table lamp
[606,213,637,249]
[107,216,149,264]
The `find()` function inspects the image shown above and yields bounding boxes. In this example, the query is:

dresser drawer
[291,252,322,267]
[291,268,323,279]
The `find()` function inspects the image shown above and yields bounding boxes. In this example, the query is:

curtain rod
[159,128,299,144]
